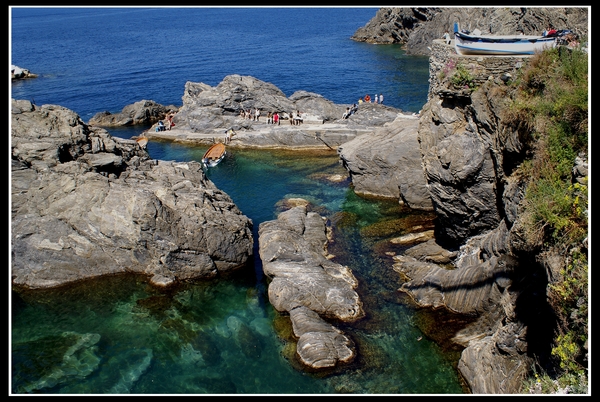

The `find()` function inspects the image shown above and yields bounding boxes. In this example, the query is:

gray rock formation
[88,99,179,127]
[352,7,588,56]
[11,99,253,290]
[258,205,364,369]
[391,39,588,393]
[290,306,355,369]
[152,75,404,139]
[337,113,433,210]
[11,64,37,80]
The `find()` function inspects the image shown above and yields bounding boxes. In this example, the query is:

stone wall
[427,39,530,101]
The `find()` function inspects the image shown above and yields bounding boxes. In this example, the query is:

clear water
[10,7,430,121]
[11,143,467,395]
[10,7,466,395]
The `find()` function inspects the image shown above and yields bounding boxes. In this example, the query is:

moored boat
[453,22,556,56]
[201,142,226,168]
[136,135,148,149]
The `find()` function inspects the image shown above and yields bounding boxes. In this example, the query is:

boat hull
[453,22,556,55]
[201,143,226,168]
[455,36,556,55]
[202,153,226,168]
[136,136,148,148]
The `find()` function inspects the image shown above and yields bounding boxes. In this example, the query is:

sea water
[10,7,467,395]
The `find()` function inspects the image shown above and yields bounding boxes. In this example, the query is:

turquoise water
[11,136,467,394]
[11,7,465,395]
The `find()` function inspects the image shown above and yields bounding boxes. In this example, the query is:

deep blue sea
[10,7,468,395]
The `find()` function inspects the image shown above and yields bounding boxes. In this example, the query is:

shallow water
[11,130,467,394]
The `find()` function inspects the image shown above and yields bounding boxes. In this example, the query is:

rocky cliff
[352,7,588,56]
[390,39,588,393]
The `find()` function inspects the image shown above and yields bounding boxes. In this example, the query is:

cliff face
[352,8,589,392]
[393,40,588,393]
[352,7,589,56]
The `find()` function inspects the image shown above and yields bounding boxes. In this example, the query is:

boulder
[258,205,363,369]
[11,64,37,80]
[290,306,355,369]
[338,113,433,210]
[11,99,253,290]
[88,99,178,127]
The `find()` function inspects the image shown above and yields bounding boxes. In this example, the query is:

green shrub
[450,64,476,90]
[510,45,588,394]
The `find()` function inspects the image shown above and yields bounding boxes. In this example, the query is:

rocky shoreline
[11,7,589,394]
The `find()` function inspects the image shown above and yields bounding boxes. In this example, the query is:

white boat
[201,143,226,168]
[453,22,556,56]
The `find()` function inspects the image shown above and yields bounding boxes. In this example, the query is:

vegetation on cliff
[506,44,588,393]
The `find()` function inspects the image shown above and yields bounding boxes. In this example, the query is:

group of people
[289,110,303,125]
[358,93,384,104]
[155,113,176,132]
[239,108,304,125]
[342,103,359,119]
[266,111,281,125]
[239,108,262,121]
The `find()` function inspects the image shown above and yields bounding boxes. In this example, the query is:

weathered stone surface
[389,230,435,246]
[11,99,253,289]
[289,306,355,369]
[419,78,510,246]
[338,113,433,210]
[88,99,178,127]
[352,7,588,56]
[258,205,363,369]
[388,27,591,392]
[457,322,531,394]
[11,64,38,80]
[259,206,363,321]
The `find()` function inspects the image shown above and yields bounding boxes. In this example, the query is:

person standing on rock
[374,94,378,104]
[255,108,261,122]
[294,110,303,125]
[379,93,384,104]
[225,128,235,144]
[273,112,280,125]
[443,30,451,44]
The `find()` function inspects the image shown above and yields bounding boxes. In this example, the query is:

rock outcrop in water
[258,205,363,369]
[11,99,254,290]
[11,65,37,80]
[148,75,406,149]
